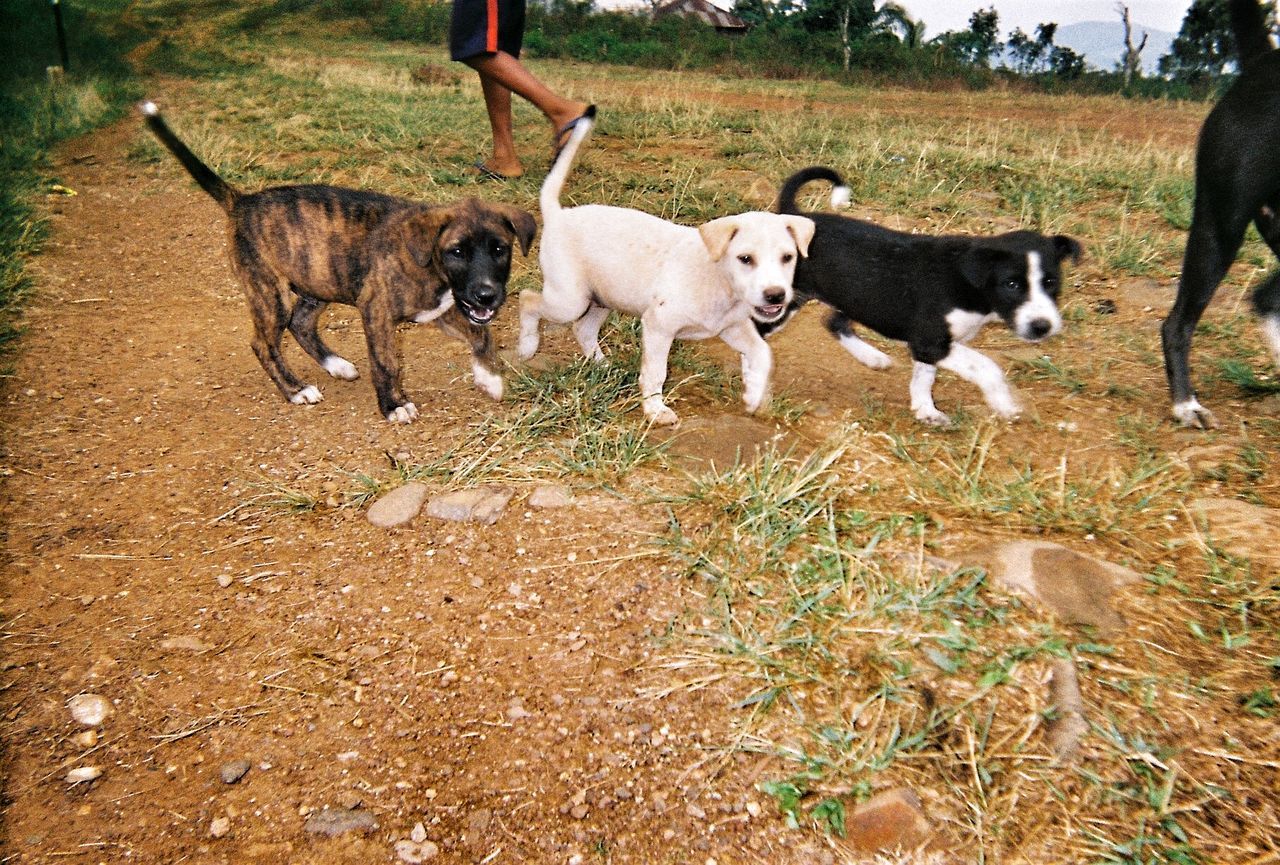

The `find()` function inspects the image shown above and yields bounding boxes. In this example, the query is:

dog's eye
[492,242,509,256]
[447,246,466,258]
[781,253,794,264]
[737,254,754,266]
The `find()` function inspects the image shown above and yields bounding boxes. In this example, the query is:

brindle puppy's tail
[138,101,238,212]
[1229,0,1275,71]
[776,166,851,215]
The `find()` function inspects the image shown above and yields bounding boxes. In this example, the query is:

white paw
[291,385,323,405]
[472,363,504,400]
[517,334,540,361]
[645,404,680,427]
[322,355,359,381]
[991,399,1023,421]
[915,407,951,427]
[1173,398,1217,429]
[862,352,893,371]
[386,402,419,424]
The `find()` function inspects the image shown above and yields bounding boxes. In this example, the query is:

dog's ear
[699,216,741,262]
[783,215,816,257]
[1052,235,1083,265]
[493,204,537,255]
[957,246,1002,288]
[406,210,451,269]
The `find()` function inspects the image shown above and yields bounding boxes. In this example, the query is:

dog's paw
[516,335,540,361]
[291,385,323,405]
[991,401,1022,422]
[322,355,359,381]
[472,363,504,400]
[386,402,419,424]
[915,407,951,427]
[1173,398,1218,430]
[645,405,680,427]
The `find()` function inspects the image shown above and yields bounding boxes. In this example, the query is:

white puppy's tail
[540,105,597,217]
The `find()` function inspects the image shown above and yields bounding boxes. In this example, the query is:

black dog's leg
[287,293,359,381]
[1254,202,1280,257]
[234,248,320,405]
[1161,201,1248,429]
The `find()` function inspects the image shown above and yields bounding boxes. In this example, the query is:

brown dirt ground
[0,95,1274,864]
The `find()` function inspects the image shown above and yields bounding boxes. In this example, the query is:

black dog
[141,101,536,423]
[763,167,1082,426]
[1161,0,1280,428]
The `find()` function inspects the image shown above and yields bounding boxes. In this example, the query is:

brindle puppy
[140,101,535,423]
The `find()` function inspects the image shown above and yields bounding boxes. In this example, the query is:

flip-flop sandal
[473,160,519,181]
[550,105,597,167]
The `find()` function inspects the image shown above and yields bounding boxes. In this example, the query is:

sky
[894,1,1189,37]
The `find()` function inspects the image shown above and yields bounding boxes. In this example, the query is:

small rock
[685,802,707,820]
[846,788,932,852]
[367,483,430,528]
[159,636,213,653]
[528,484,573,509]
[570,804,589,819]
[209,816,231,839]
[71,730,97,749]
[219,759,251,785]
[68,694,111,727]
[395,838,440,863]
[303,807,378,837]
[216,574,234,588]
[1046,659,1088,763]
[66,766,102,785]
[1191,497,1280,567]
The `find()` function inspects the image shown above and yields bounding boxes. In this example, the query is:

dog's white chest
[412,293,454,324]
[946,308,999,343]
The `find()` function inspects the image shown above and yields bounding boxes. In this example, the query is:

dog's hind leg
[826,311,892,370]
[1252,270,1280,369]
[242,270,322,406]
[1162,194,1251,428]
[437,305,504,402]
[287,294,359,381]
[572,304,610,362]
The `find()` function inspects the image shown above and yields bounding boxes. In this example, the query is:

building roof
[653,0,747,31]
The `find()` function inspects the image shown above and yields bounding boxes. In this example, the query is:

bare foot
[475,158,524,180]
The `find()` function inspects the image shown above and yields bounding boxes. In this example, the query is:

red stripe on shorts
[486,0,499,52]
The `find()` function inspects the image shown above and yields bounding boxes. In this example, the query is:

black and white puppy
[763,167,1082,426]
[1161,0,1280,428]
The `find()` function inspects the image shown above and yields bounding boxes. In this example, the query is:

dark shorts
[449,0,526,61]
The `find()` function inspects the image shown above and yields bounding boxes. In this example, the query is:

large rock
[425,487,514,525]
[367,482,429,528]
[1191,497,1280,567]
[846,788,933,852]
[303,807,377,837]
[962,541,1141,634]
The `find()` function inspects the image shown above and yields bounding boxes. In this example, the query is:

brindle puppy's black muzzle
[446,233,512,326]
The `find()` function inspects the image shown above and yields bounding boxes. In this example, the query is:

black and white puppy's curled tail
[539,105,597,219]
[137,100,239,213]
[776,166,851,215]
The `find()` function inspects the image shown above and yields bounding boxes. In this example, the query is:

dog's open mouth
[753,303,787,321]
[458,300,497,325]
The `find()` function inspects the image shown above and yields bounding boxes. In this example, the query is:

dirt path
[0,119,857,864]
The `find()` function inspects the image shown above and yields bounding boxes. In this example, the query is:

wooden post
[52,0,70,72]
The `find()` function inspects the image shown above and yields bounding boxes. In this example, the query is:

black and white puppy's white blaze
[765,166,1082,426]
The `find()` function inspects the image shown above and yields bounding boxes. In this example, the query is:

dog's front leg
[638,314,679,426]
[360,307,418,423]
[719,320,773,415]
[437,306,504,402]
[936,344,1021,421]
[909,362,949,426]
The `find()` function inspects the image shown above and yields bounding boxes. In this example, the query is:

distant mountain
[1051,20,1177,74]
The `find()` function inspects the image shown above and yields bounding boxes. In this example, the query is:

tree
[1007,22,1057,73]
[872,1,925,47]
[1158,0,1277,82]
[1117,3,1148,87]
[1049,44,1086,79]
[934,7,1002,66]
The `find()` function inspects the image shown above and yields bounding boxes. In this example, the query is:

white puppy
[519,108,815,426]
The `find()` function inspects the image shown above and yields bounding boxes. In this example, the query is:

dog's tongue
[471,307,495,322]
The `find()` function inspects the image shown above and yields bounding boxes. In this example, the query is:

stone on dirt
[209,816,231,839]
[219,759,251,785]
[1191,497,1280,567]
[528,484,573,509]
[302,807,378,837]
[1046,658,1088,763]
[961,540,1141,633]
[846,787,933,852]
[67,694,111,727]
[425,487,514,525]
[367,482,430,528]
[159,636,214,653]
